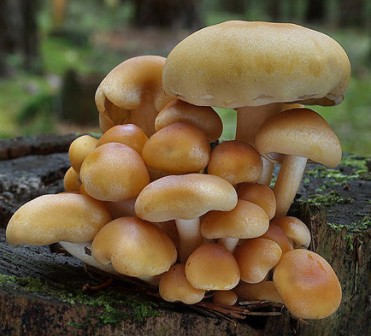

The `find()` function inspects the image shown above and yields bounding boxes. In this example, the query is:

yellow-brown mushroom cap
[96,55,172,136]
[142,122,211,174]
[135,173,238,222]
[68,134,98,173]
[80,143,150,201]
[163,21,350,108]
[237,182,276,220]
[92,216,177,278]
[155,99,223,142]
[271,216,311,249]
[234,238,282,284]
[6,193,112,246]
[96,123,148,154]
[201,199,269,240]
[207,141,263,185]
[185,243,240,290]
[159,264,205,304]
[255,108,342,167]
[273,249,342,319]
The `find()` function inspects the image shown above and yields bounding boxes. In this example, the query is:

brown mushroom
[234,280,283,304]
[96,55,173,136]
[68,134,98,173]
[92,216,177,282]
[185,243,240,291]
[271,216,311,249]
[207,140,263,186]
[63,166,81,192]
[6,193,112,246]
[201,199,269,252]
[159,264,205,304]
[135,173,238,262]
[237,182,276,220]
[273,249,342,319]
[80,143,150,202]
[234,238,282,284]
[96,123,148,154]
[155,99,223,142]
[255,108,342,218]
[163,21,350,184]
[213,290,238,306]
[142,122,211,175]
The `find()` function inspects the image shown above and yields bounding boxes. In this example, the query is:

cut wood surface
[0,134,370,336]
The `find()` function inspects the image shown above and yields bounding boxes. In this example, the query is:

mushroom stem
[258,156,275,186]
[273,155,308,218]
[235,103,283,145]
[59,242,116,274]
[235,103,283,185]
[130,97,159,137]
[175,218,203,262]
[218,237,239,252]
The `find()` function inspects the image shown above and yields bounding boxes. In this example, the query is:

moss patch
[0,273,159,326]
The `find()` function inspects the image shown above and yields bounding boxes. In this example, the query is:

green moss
[305,190,353,207]
[328,215,371,234]
[0,273,159,326]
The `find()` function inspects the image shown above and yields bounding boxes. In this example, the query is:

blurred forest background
[0,0,370,155]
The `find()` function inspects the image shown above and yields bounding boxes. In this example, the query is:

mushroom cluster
[6,21,350,320]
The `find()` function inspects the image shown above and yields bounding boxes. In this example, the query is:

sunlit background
[0,0,370,155]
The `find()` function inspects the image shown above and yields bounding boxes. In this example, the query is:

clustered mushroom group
[6,21,351,320]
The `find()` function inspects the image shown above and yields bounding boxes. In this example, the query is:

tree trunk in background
[0,0,41,76]
[132,0,202,29]
[305,0,325,24]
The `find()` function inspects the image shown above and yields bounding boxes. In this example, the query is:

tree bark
[0,135,369,335]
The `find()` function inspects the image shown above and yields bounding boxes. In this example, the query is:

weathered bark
[0,135,369,335]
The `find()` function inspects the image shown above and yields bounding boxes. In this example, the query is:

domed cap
[163,21,350,108]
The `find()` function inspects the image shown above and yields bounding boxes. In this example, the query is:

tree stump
[0,134,369,336]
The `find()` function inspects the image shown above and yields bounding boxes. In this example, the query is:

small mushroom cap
[185,243,240,290]
[135,173,238,222]
[207,141,263,185]
[260,223,294,254]
[234,238,282,284]
[92,217,177,278]
[237,182,276,220]
[273,249,342,319]
[201,199,269,240]
[63,166,81,192]
[271,216,311,249]
[96,124,148,154]
[6,193,112,246]
[159,264,205,304]
[213,290,238,306]
[68,134,98,173]
[142,122,211,174]
[234,280,283,304]
[163,21,350,108]
[255,108,342,168]
[155,99,223,142]
[80,143,150,201]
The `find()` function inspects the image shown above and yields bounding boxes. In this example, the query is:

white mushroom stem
[235,103,283,185]
[259,156,275,186]
[218,237,239,252]
[175,218,204,262]
[273,155,308,218]
[59,242,159,286]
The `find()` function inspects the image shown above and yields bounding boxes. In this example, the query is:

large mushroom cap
[6,193,112,246]
[163,20,350,108]
[273,249,342,319]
